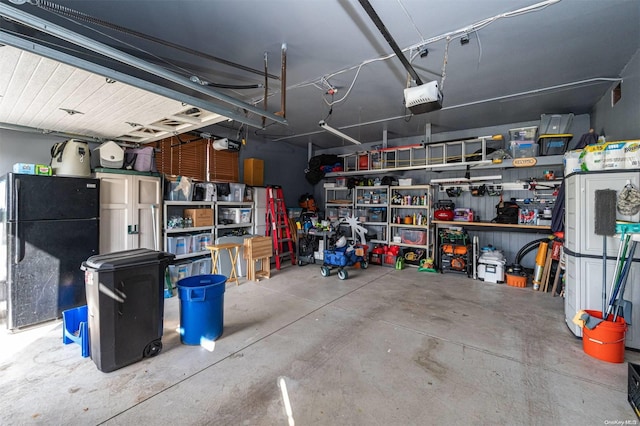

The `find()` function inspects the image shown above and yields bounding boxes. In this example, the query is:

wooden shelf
[324,155,565,177]
[433,220,552,231]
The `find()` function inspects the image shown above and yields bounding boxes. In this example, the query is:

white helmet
[335,236,347,248]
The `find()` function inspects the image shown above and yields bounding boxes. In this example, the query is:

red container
[582,310,627,363]
[435,209,455,221]
[359,155,369,170]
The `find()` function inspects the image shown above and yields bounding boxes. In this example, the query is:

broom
[594,189,617,316]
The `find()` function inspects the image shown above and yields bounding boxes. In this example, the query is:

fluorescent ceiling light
[319,120,361,145]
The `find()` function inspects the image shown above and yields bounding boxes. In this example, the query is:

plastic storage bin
[190,233,212,253]
[510,141,539,158]
[177,274,227,345]
[538,134,572,156]
[229,183,246,202]
[168,181,193,201]
[218,208,236,224]
[168,261,193,285]
[237,208,252,223]
[190,257,213,276]
[400,229,427,245]
[81,249,174,372]
[509,126,538,142]
[539,113,574,135]
[167,235,192,255]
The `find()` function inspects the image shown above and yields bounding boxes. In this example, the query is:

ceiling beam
[358,0,424,86]
[0,3,287,127]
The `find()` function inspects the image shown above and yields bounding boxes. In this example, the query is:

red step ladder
[266,186,295,269]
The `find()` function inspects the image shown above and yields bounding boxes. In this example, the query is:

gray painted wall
[0,128,313,209]
[238,137,314,208]
[592,48,640,141]
[311,115,592,269]
[0,129,68,174]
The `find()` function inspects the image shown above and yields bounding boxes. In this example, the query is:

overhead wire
[291,0,561,107]
[475,31,483,70]
[397,0,425,42]
[440,36,450,92]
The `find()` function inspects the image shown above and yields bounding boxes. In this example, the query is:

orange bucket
[582,310,627,363]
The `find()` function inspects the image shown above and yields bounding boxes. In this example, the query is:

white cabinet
[95,172,162,253]
[354,186,389,245]
[565,170,640,257]
[563,170,640,348]
[389,185,434,258]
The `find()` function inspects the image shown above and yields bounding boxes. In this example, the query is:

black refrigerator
[0,173,100,330]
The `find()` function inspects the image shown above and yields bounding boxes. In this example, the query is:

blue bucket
[177,274,227,345]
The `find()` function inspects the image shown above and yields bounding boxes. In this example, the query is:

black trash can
[82,249,175,372]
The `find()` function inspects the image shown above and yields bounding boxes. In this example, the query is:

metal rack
[326,137,497,176]
[388,184,435,264]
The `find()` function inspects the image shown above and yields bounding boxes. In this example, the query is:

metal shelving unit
[388,185,434,263]
[215,201,255,239]
[163,200,215,260]
[324,186,354,221]
[354,185,389,245]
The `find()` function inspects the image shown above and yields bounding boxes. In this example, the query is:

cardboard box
[244,158,264,186]
[183,208,214,227]
[453,208,474,222]
[35,165,52,176]
[518,208,538,225]
[13,163,35,174]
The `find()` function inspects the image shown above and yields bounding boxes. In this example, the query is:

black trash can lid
[82,248,175,271]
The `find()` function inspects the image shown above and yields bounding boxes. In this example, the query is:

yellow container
[244,158,264,186]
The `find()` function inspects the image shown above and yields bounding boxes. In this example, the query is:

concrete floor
[1,264,639,425]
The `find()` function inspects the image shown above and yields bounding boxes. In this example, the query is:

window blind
[154,136,238,182]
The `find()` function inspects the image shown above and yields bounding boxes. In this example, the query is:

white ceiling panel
[0,45,227,143]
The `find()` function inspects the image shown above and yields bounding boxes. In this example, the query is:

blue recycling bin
[177,274,227,345]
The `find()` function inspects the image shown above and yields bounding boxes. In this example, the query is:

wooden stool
[206,243,242,286]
